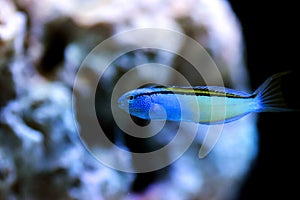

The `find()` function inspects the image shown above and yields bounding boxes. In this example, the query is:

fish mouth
[117,97,129,112]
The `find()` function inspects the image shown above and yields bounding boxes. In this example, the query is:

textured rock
[0,0,26,108]
[0,81,133,199]
[1,0,257,199]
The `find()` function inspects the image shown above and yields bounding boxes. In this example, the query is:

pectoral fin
[130,114,151,127]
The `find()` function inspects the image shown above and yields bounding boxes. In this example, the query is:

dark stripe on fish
[133,87,252,99]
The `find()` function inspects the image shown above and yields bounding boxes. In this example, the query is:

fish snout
[117,96,129,112]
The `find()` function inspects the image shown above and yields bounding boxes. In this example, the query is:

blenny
[118,72,291,125]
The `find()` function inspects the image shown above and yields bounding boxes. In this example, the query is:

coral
[0,0,257,199]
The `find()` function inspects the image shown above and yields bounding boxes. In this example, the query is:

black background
[228,1,299,199]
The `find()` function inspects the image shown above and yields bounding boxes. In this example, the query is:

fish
[118,72,292,125]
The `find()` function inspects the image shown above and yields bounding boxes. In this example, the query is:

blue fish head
[118,89,152,119]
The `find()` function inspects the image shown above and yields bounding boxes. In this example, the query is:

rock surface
[1,0,257,199]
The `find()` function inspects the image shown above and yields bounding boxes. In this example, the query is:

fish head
[118,88,153,119]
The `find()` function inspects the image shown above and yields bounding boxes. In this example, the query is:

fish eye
[127,95,134,101]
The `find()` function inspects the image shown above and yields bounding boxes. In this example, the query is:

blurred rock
[0,0,25,61]
[0,0,26,108]
[0,0,258,200]
[0,148,16,200]
[0,81,133,199]
[0,65,16,109]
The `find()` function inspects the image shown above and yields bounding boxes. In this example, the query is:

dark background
[228,1,299,199]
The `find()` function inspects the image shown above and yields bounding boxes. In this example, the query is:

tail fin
[253,71,292,112]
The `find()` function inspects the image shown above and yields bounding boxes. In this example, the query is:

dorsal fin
[199,86,251,97]
[138,83,166,89]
